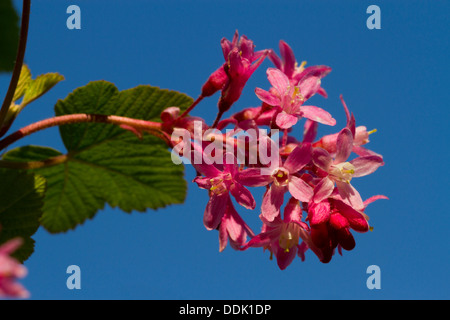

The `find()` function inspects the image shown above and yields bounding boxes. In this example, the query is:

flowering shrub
[0,1,386,298]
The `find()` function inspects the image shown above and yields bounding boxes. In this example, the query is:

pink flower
[0,238,29,299]
[238,143,314,221]
[268,40,330,98]
[193,153,256,230]
[312,127,384,211]
[313,95,383,158]
[201,30,268,114]
[242,197,314,270]
[218,199,255,252]
[255,68,336,129]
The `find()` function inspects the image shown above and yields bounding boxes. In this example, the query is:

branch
[0,0,31,132]
[0,113,164,151]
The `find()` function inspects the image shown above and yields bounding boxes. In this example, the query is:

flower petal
[204,193,229,230]
[261,184,286,221]
[350,155,384,177]
[363,195,389,208]
[352,145,383,158]
[267,68,290,96]
[335,181,365,212]
[283,197,302,224]
[336,228,355,251]
[275,245,297,270]
[300,105,336,126]
[312,147,332,172]
[220,201,254,251]
[237,168,272,187]
[331,198,369,232]
[255,87,280,107]
[230,181,256,210]
[279,40,296,78]
[334,127,354,164]
[303,119,318,143]
[276,111,298,129]
[284,143,312,174]
[191,152,221,177]
[288,175,313,202]
[268,49,282,70]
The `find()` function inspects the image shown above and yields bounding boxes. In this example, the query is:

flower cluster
[162,31,387,269]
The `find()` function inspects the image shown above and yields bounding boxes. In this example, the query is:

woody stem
[0,113,164,151]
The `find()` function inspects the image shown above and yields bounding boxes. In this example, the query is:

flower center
[291,86,304,105]
[272,167,290,187]
[209,173,232,195]
[279,223,301,253]
[329,162,355,184]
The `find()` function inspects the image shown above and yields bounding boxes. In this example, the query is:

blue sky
[1,0,449,299]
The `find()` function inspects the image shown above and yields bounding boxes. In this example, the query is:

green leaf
[0,0,19,72]
[21,71,65,107]
[3,81,193,233]
[13,64,32,102]
[0,168,46,262]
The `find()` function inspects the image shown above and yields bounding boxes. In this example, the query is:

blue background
[1,0,449,300]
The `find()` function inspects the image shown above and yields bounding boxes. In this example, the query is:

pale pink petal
[261,184,286,222]
[255,87,280,107]
[350,155,384,177]
[266,68,290,96]
[335,181,365,211]
[296,65,332,99]
[298,76,321,100]
[363,195,389,207]
[283,143,312,174]
[352,145,383,158]
[283,197,302,224]
[276,111,298,129]
[312,147,332,172]
[300,105,336,126]
[334,128,354,164]
[288,176,313,202]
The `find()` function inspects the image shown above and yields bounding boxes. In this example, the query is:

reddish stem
[0,113,163,151]
[180,95,203,118]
